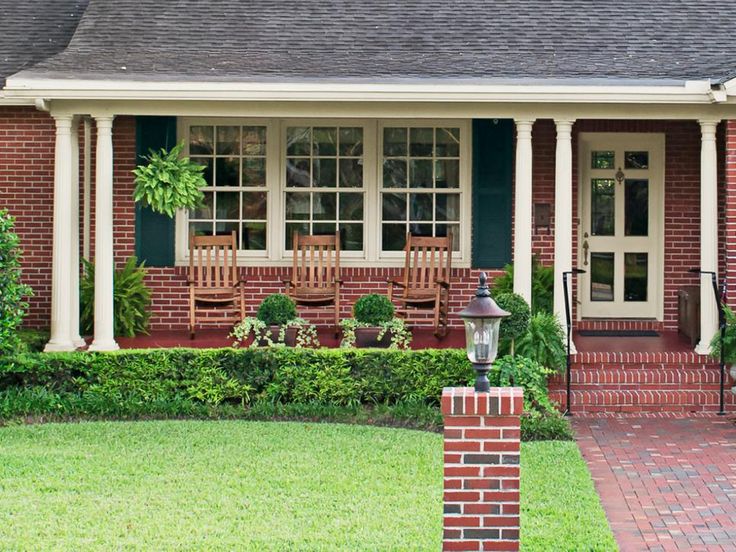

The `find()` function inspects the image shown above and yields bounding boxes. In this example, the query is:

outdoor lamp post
[459,272,510,392]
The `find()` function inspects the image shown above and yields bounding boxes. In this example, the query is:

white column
[45,115,75,352]
[89,115,119,352]
[69,117,85,347]
[513,119,535,304]
[82,117,92,262]
[696,120,720,354]
[553,120,575,338]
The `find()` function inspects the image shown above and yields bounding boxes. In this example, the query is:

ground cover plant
[0,420,615,551]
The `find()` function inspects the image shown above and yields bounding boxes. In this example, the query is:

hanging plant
[132,142,206,218]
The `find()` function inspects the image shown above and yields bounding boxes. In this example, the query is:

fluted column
[695,120,720,355]
[553,120,575,339]
[70,117,85,347]
[44,115,75,352]
[513,119,535,304]
[88,115,119,352]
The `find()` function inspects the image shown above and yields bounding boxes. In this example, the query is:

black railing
[562,268,585,416]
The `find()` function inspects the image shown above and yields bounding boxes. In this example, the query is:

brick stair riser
[549,390,735,413]
[549,368,729,389]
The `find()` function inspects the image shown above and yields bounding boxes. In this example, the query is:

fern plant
[493,257,554,314]
[133,142,206,217]
[515,312,566,373]
[710,304,736,364]
[80,256,151,337]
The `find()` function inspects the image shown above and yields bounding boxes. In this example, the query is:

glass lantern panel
[464,317,501,364]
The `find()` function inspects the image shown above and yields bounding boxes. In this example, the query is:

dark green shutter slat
[471,119,513,268]
[135,116,177,267]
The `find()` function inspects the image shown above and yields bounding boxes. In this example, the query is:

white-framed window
[176,118,471,266]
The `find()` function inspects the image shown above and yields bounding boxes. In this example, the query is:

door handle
[582,240,589,266]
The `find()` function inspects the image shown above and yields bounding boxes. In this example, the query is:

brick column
[725,120,736,307]
[442,387,523,552]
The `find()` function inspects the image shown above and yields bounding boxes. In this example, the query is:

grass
[0,420,615,551]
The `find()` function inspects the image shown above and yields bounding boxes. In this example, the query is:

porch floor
[573,330,695,354]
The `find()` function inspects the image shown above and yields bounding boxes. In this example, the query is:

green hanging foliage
[0,210,33,354]
[132,142,206,218]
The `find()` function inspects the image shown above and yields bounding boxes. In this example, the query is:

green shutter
[471,119,513,268]
[134,116,177,266]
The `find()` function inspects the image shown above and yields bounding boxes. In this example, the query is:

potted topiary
[230,294,319,348]
[340,294,412,349]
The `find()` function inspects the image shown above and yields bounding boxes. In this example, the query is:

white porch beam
[513,119,535,304]
[553,120,575,341]
[88,115,119,352]
[695,120,720,355]
[44,115,75,352]
[70,117,84,347]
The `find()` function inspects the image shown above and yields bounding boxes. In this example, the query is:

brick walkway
[573,416,736,551]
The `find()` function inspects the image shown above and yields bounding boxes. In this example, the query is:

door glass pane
[591,179,615,236]
[625,179,649,236]
[624,253,648,302]
[590,252,614,302]
[625,151,649,169]
[591,151,615,169]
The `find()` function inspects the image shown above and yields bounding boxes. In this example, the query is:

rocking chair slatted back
[402,233,453,291]
[292,232,340,292]
[189,232,238,290]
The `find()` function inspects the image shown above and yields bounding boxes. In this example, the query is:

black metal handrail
[562,268,585,416]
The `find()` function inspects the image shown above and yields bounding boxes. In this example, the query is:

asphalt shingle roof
[0,0,88,87]
[6,0,736,85]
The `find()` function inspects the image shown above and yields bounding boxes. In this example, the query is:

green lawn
[0,420,615,551]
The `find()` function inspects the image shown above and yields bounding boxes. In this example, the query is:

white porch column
[553,120,575,339]
[695,120,720,354]
[45,115,75,352]
[513,119,535,304]
[70,117,85,347]
[89,115,119,352]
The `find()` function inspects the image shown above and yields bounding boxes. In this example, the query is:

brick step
[548,389,735,413]
[549,367,730,389]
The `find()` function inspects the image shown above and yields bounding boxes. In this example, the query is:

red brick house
[2,1,736,411]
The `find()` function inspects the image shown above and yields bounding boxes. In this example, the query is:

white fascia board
[724,76,736,95]
[0,76,721,104]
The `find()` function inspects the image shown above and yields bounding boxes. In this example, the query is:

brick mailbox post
[441,386,523,552]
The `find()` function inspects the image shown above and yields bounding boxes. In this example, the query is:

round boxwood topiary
[494,292,531,343]
[257,294,298,326]
[353,294,395,326]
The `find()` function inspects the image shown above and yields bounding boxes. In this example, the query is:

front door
[579,133,664,319]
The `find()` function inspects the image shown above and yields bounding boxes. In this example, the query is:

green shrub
[80,256,151,337]
[495,292,531,350]
[256,294,298,326]
[710,304,736,363]
[491,355,556,415]
[16,328,49,353]
[515,312,566,372]
[493,257,554,314]
[353,294,394,325]
[521,411,574,441]
[0,210,32,355]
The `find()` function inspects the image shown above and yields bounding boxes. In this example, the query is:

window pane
[625,151,649,169]
[625,179,648,236]
[339,223,363,251]
[339,158,362,188]
[190,191,213,219]
[435,159,459,188]
[285,192,310,220]
[285,222,309,249]
[409,223,433,237]
[591,179,615,236]
[383,159,407,188]
[312,192,337,221]
[242,222,267,250]
[286,158,310,187]
[215,192,239,219]
[313,127,337,156]
[382,193,407,221]
[625,253,648,302]
[339,193,363,221]
[436,224,460,251]
[409,193,433,222]
[409,159,432,188]
[243,157,266,187]
[242,126,266,156]
[242,191,267,220]
[591,151,615,169]
[590,252,614,302]
[189,126,214,155]
[287,127,311,156]
[339,128,363,156]
[189,221,212,236]
[436,128,460,157]
[313,222,337,235]
[215,221,239,239]
[215,158,239,187]
[383,128,407,156]
[410,128,433,157]
[314,158,337,187]
[382,224,406,251]
[191,157,213,186]
[216,126,240,155]
[436,194,460,221]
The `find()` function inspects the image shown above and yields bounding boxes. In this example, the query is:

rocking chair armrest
[387,278,406,288]
[434,278,450,289]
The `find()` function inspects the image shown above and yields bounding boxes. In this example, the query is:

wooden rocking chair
[188,231,245,338]
[388,233,453,337]
[283,231,342,336]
